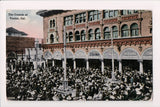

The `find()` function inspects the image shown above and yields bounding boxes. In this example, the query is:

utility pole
[63,26,68,90]
[111,28,115,80]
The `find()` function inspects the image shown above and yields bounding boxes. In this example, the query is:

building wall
[6,36,35,57]
[41,10,152,63]
[43,10,152,44]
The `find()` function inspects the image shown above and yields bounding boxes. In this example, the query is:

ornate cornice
[42,36,152,49]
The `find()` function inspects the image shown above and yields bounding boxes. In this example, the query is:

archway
[75,50,86,68]
[120,48,140,72]
[66,50,74,69]
[53,51,63,67]
[44,51,53,67]
[142,48,152,73]
[103,48,119,70]
[88,49,102,70]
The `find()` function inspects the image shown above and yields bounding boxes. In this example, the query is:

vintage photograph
[6,10,152,101]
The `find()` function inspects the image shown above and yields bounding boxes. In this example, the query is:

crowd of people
[6,60,152,101]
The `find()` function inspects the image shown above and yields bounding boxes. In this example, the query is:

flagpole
[63,25,67,90]
[111,28,115,80]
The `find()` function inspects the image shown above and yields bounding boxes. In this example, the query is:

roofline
[36,10,70,17]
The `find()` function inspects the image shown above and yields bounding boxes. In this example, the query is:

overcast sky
[6,10,43,38]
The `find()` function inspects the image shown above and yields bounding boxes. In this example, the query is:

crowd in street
[6,60,152,101]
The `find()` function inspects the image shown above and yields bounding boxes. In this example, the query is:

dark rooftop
[6,27,27,36]
[36,10,69,17]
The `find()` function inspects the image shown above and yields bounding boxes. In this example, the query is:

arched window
[88,29,94,40]
[66,33,69,42]
[112,26,118,38]
[75,31,80,41]
[53,20,55,27]
[95,28,101,40]
[130,23,139,36]
[50,34,54,43]
[121,24,129,37]
[50,20,53,28]
[81,30,86,41]
[69,32,73,42]
[104,27,110,39]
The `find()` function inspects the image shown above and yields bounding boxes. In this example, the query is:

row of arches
[43,47,152,73]
[44,47,152,60]
[64,23,139,42]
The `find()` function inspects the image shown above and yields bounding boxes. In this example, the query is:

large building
[37,10,152,74]
[6,27,35,61]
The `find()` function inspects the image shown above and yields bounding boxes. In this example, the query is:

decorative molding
[42,36,152,49]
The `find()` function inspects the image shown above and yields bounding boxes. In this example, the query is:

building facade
[37,10,152,73]
[6,27,35,68]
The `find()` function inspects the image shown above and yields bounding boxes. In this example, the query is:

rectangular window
[104,10,109,18]
[104,10,119,18]
[64,15,73,26]
[109,11,114,17]
[75,13,86,24]
[114,10,118,17]
[128,10,133,14]
[88,10,100,21]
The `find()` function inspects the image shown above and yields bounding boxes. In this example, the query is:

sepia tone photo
[6,10,152,101]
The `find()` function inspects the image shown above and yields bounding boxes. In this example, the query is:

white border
[1,1,160,107]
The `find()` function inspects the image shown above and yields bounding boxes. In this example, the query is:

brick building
[37,10,152,73]
[6,27,35,60]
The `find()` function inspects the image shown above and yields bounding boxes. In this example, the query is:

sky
[6,10,43,39]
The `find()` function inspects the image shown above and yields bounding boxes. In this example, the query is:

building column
[52,59,55,66]
[73,59,76,69]
[118,59,122,74]
[86,59,89,71]
[138,59,143,74]
[62,59,65,68]
[101,59,104,74]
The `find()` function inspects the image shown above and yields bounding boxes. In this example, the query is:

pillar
[86,59,89,71]
[62,59,65,68]
[73,59,76,69]
[118,59,122,74]
[52,59,55,66]
[101,59,104,74]
[139,59,143,74]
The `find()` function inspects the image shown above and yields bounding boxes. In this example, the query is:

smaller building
[6,27,27,37]
[6,27,35,62]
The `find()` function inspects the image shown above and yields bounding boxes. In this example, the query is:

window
[88,29,94,40]
[150,28,152,34]
[49,19,55,28]
[121,10,127,15]
[88,10,101,21]
[64,16,73,26]
[112,26,118,38]
[50,20,52,28]
[75,31,80,41]
[109,11,114,17]
[95,28,101,40]
[130,23,139,36]
[69,32,73,42]
[65,33,69,42]
[104,10,109,19]
[81,30,86,41]
[104,27,110,39]
[50,34,54,43]
[121,10,138,15]
[104,10,119,19]
[75,12,86,24]
[121,24,129,37]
